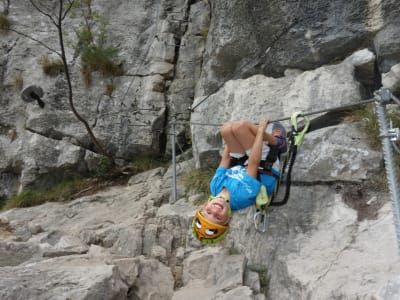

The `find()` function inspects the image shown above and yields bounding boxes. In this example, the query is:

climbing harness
[254,112,310,232]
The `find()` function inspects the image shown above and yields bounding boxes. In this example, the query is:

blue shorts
[259,173,277,195]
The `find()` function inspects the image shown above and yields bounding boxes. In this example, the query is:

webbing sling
[270,112,310,206]
[254,112,310,232]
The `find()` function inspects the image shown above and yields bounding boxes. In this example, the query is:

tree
[10,0,115,166]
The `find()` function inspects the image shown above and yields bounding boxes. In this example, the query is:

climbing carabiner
[254,210,267,233]
[291,111,310,146]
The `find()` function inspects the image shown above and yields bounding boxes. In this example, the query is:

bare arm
[219,145,231,168]
[247,118,269,178]
[263,131,278,146]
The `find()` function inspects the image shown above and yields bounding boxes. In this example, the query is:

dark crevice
[160,1,192,156]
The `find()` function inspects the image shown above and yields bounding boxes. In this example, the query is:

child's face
[201,197,230,225]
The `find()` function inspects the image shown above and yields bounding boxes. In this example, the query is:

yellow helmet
[192,209,230,244]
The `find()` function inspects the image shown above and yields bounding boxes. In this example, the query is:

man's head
[192,196,232,244]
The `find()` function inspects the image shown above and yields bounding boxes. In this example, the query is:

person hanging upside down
[192,117,287,244]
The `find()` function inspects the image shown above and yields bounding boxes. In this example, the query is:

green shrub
[69,1,122,86]
[81,44,121,77]
[39,55,64,76]
[77,28,122,86]
[91,156,114,178]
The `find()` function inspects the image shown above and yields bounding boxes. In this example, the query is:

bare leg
[247,118,269,178]
[234,121,277,146]
[220,122,247,154]
[220,120,277,153]
[231,121,259,150]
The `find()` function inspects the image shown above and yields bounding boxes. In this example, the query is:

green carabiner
[291,112,310,146]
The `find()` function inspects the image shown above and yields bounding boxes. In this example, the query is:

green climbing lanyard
[254,112,310,233]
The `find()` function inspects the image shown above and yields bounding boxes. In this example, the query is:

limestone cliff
[1,0,400,299]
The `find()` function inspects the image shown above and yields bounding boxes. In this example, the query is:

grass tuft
[39,55,64,77]
[350,103,400,189]
[3,178,87,210]
[350,103,400,149]
[182,167,214,202]
[1,155,171,210]
[350,104,381,149]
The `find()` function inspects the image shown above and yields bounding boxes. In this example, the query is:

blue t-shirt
[210,166,261,211]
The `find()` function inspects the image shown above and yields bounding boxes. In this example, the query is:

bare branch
[62,0,76,21]
[14,0,116,166]
[28,0,58,27]
[8,28,61,57]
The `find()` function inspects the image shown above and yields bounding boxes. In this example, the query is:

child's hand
[258,117,269,131]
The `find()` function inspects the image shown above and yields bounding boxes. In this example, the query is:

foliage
[39,55,64,76]
[351,104,400,189]
[71,1,122,86]
[81,37,121,76]
[2,177,87,210]
[351,104,381,149]
[90,156,114,178]
[351,104,400,150]
[7,0,115,167]
[389,109,400,177]
[0,13,9,31]
[182,167,214,197]
[1,155,170,210]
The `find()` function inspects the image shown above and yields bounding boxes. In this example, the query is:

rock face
[1,0,400,197]
[1,1,400,299]
[0,152,399,299]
